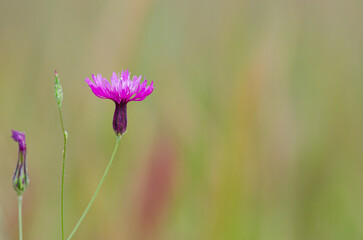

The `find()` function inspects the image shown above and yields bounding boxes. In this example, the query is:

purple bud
[11,130,29,195]
[113,102,127,136]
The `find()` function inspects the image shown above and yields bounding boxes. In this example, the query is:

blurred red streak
[136,138,176,239]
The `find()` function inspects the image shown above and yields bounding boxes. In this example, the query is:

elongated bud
[11,130,29,196]
[54,70,63,107]
[113,102,127,136]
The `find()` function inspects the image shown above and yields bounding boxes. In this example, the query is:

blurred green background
[0,0,363,239]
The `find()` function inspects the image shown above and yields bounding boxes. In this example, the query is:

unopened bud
[11,130,29,196]
[54,70,63,107]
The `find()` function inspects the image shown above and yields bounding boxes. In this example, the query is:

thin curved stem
[18,195,23,240]
[58,108,67,240]
[67,136,121,240]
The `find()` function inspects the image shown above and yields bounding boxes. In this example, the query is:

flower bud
[54,70,63,108]
[11,130,29,196]
[113,102,127,136]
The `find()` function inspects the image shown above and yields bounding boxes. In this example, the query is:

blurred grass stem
[67,136,121,240]
[18,195,23,240]
[58,107,67,240]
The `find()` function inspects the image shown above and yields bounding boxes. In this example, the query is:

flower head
[85,70,154,104]
[11,130,29,195]
[85,70,154,136]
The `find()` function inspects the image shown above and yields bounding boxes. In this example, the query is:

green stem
[58,108,67,240]
[18,195,23,240]
[67,136,121,240]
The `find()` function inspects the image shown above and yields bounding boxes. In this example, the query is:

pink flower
[85,70,154,136]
